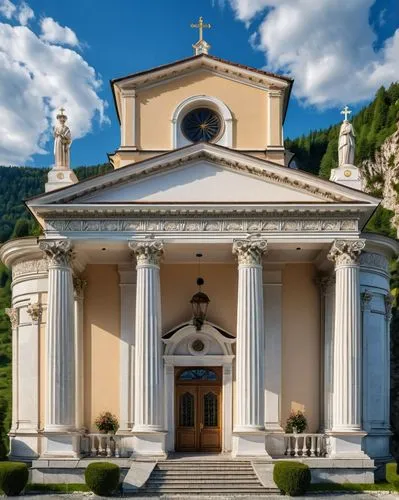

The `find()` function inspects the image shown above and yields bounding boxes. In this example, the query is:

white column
[129,239,166,457]
[263,270,283,432]
[222,363,233,452]
[40,239,78,456]
[118,265,136,434]
[323,276,335,432]
[73,278,86,431]
[327,239,367,457]
[232,238,269,457]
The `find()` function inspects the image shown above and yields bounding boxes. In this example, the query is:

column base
[326,431,368,458]
[131,431,167,460]
[232,430,270,457]
[41,432,81,459]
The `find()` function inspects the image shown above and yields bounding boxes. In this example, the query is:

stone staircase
[141,460,277,496]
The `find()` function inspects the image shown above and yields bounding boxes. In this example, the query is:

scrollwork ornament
[361,289,373,311]
[27,302,43,323]
[73,277,87,300]
[5,308,18,329]
[232,238,267,266]
[39,239,73,267]
[129,239,164,266]
[384,293,394,320]
[327,239,365,267]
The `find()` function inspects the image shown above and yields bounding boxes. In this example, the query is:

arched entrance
[163,322,235,453]
[175,367,222,452]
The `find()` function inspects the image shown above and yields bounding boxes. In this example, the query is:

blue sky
[0,0,398,167]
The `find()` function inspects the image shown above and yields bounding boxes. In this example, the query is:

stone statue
[54,108,71,168]
[338,106,355,167]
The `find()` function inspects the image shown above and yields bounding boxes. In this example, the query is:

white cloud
[40,17,79,47]
[0,2,107,165]
[17,1,33,25]
[0,0,16,19]
[224,0,399,108]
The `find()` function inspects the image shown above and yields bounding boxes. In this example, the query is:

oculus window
[181,107,222,143]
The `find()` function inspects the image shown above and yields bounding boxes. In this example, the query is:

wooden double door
[175,367,222,452]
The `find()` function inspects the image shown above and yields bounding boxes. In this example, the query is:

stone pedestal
[129,239,166,458]
[327,239,367,458]
[232,238,269,457]
[39,240,78,457]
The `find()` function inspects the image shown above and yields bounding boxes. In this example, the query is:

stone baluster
[129,239,166,457]
[327,239,367,457]
[39,240,76,436]
[232,238,269,456]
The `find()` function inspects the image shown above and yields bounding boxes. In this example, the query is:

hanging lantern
[190,255,210,330]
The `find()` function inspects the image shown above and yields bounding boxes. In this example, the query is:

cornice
[28,144,380,209]
[0,237,42,268]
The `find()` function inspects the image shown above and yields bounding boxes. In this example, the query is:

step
[150,473,258,480]
[144,488,277,494]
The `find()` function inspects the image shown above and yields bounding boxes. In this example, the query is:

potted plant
[95,411,119,434]
[285,410,308,434]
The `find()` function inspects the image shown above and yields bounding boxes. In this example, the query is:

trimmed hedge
[85,462,120,496]
[273,461,311,496]
[0,461,29,496]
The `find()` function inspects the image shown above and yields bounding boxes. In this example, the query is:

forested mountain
[0,84,398,457]
[286,83,399,180]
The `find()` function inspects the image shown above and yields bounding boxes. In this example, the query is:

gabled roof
[111,53,293,124]
[27,143,379,225]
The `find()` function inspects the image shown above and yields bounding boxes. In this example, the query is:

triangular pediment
[28,143,379,209]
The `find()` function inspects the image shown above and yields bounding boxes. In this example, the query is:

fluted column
[40,240,75,433]
[129,239,166,457]
[232,238,268,457]
[327,239,367,457]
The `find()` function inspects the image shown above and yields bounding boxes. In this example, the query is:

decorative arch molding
[162,321,235,453]
[171,95,233,148]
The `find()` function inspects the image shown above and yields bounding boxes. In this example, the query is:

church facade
[1,34,397,482]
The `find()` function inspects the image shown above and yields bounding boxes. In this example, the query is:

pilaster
[5,308,19,434]
[129,239,166,458]
[327,239,367,458]
[73,277,86,431]
[120,89,137,149]
[232,238,269,457]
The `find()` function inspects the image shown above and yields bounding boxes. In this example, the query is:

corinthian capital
[39,239,73,267]
[327,239,365,267]
[5,308,18,329]
[232,238,267,266]
[129,239,164,266]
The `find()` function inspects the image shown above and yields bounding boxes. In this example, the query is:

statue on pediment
[54,108,71,169]
[338,106,355,167]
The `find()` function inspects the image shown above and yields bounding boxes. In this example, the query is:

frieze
[45,218,358,234]
[12,259,48,280]
[360,252,389,273]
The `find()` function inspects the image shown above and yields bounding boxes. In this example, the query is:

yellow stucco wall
[161,263,237,335]
[83,265,120,430]
[137,72,268,151]
[282,264,321,432]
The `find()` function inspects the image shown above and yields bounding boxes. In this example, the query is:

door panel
[199,387,221,451]
[175,368,222,453]
[176,387,197,451]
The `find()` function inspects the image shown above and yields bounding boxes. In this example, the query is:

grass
[26,483,90,493]
[310,461,399,493]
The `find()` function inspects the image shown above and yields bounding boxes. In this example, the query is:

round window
[181,107,222,143]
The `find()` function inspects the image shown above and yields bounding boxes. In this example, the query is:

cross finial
[191,16,211,42]
[341,105,352,121]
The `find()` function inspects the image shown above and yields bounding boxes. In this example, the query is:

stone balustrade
[87,433,122,458]
[284,433,327,457]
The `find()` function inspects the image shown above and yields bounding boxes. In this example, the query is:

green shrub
[273,461,311,496]
[386,462,399,488]
[85,462,120,496]
[0,461,29,496]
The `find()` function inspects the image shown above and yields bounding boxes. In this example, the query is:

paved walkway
[7,493,399,500]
